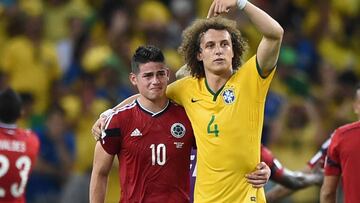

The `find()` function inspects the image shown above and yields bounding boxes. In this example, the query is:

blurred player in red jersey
[89,46,196,203]
[266,85,360,203]
[321,85,360,203]
[0,88,40,203]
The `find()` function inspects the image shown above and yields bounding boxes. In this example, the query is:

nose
[152,76,161,84]
[215,44,222,55]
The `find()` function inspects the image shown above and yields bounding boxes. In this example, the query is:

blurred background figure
[0,88,40,203]
[26,105,75,203]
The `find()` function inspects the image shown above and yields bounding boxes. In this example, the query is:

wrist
[236,0,248,10]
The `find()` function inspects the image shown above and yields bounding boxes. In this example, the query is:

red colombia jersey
[0,124,40,203]
[101,100,195,203]
[325,121,360,203]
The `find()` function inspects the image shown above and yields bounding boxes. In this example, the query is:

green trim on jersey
[205,79,226,101]
[256,57,276,79]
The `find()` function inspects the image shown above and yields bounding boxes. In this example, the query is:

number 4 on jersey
[207,115,219,137]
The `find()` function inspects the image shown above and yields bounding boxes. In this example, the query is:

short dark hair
[178,17,248,78]
[131,45,165,74]
[0,88,22,123]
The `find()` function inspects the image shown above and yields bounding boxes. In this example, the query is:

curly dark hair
[178,17,248,78]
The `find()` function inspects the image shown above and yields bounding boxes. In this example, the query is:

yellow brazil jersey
[166,55,275,203]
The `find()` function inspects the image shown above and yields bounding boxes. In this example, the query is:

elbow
[320,187,336,202]
[274,25,284,41]
[320,191,335,202]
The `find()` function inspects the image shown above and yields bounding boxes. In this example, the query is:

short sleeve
[101,115,122,155]
[324,130,341,176]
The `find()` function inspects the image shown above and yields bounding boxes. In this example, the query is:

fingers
[91,118,106,141]
[256,162,271,178]
[207,1,216,18]
[207,0,230,18]
[246,162,271,188]
[246,171,268,188]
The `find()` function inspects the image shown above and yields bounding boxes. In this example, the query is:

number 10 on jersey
[150,144,166,166]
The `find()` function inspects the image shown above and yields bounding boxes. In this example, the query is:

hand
[246,162,271,188]
[207,0,237,18]
[91,116,107,141]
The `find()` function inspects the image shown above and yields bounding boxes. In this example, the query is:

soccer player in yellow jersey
[92,0,283,202]
[165,0,283,201]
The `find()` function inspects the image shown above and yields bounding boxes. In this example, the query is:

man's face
[197,29,234,75]
[130,62,169,101]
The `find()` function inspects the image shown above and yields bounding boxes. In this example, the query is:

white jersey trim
[0,122,17,129]
[136,99,169,117]
[101,101,137,140]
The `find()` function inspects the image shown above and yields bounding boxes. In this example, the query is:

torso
[101,100,195,203]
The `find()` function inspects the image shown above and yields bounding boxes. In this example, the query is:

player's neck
[204,69,233,92]
[137,96,169,114]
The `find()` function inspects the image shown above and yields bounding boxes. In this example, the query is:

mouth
[213,58,225,62]
[150,87,163,91]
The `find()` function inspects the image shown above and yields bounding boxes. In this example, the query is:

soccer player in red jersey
[321,85,360,203]
[0,88,40,203]
[89,46,196,203]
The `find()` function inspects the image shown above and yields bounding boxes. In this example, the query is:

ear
[197,51,202,61]
[166,68,170,79]
[129,73,137,86]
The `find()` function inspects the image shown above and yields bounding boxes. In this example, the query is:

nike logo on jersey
[130,128,142,137]
[191,98,201,103]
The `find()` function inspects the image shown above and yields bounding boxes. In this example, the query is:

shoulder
[22,129,40,145]
[105,101,138,129]
[169,76,198,88]
[335,121,360,136]
[238,55,257,70]
[169,100,187,112]
[113,101,138,117]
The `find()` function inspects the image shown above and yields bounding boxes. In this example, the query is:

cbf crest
[171,123,186,138]
[222,88,235,104]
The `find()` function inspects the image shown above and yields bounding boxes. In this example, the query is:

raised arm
[207,0,283,75]
[89,142,115,203]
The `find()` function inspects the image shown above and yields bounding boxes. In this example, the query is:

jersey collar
[136,99,170,117]
[0,122,17,129]
[205,78,226,102]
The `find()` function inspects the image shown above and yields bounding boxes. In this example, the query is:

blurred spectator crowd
[0,0,359,202]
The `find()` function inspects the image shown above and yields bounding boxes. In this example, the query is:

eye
[221,41,230,47]
[157,71,166,76]
[143,73,153,78]
[205,42,215,49]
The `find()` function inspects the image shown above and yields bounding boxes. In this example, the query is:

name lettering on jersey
[170,123,186,138]
[0,140,26,152]
[173,142,184,149]
[222,88,235,104]
[130,128,142,137]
